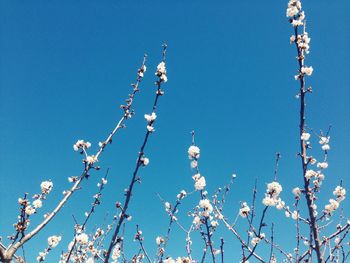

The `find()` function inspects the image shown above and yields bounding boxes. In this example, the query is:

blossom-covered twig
[2,55,148,262]
[63,169,110,262]
[104,44,168,263]
[36,235,61,262]
[287,1,325,260]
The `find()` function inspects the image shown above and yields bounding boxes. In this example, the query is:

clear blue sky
[1,1,349,262]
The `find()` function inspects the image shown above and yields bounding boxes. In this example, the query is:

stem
[104,46,167,262]
[293,24,324,262]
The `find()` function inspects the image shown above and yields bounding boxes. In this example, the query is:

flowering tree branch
[104,44,168,263]
[1,55,148,262]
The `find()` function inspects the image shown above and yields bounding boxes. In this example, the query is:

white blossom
[305,169,317,180]
[86,155,98,164]
[76,233,89,245]
[239,202,250,217]
[40,181,53,194]
[156,236,164,246]
[301,132,311,141]
[301,66,313,76]
[48,235,61,248]
[188,145,200,159]
[25,205,36,215]
[199,199,213,216]
[324,199,340,214]
[317,162,328,169]
[112,243,121,260]
[194,176,206,191]
[322,144,330,151]
[319,136,330,145]
[141,157,150,166]
[291,211,299,220]
[33,199,43,209]
[333,186,346,202]
[292,187,302,197]
[334,237,341,244]
[73,140,91,151]
[144,112,157,123]
[211,220,219,227]
[251,237,261,246]
[156,62,167,82]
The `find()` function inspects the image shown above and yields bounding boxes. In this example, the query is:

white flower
[40,181,53,194]
[86,155,98,164]
[251,237,261,246]
[319,136,330,145]
[160,74,168,83]
[239,202,250,217]
[188,145,200,159]
[102,178,108,185]
[156,236,164,246]
[305,170,317,180]
[333,186,346,201]
[194,176,206,191]
[193,216,201,226]
[301,132,311,141]
[262,196,276,206]
[276,199,285,210]
[18,198,26,205]
[147,125,155,132]
[25,205,36,215]
[48,235,61,248]
[144,112,157,123]
[76,233,89,245]
[141,157,150,166]
[156,62,166,74]
[33,199,42,209]
[317,162,328,169]
[267,182,282,197]
[199,199,213,215]
[290,35,296,43]
[292,187,302,197]
[334,237,341,244]
[286,6,299,17]
[175,257,191,263]
[211,220,219,227]
[324,199,340,214]
[322,144,330,151]
[112,243,121,260]
[190,160,198,168]
[291,211,299,220]
[73,140,91,151]
[301,66,313,76]
[177,190,187,200]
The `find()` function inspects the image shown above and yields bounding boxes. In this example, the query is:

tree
[0,0,349,262]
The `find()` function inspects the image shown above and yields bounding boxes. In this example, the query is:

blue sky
[1,0,349,262]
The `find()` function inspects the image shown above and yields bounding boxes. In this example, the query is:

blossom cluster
[145,112,157,133]
[239,202,250,218]
[156,61,168,83]
[324,186,346,215]
[73,140,91,152]
[37,235,61,262]
[262,181,283,207]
